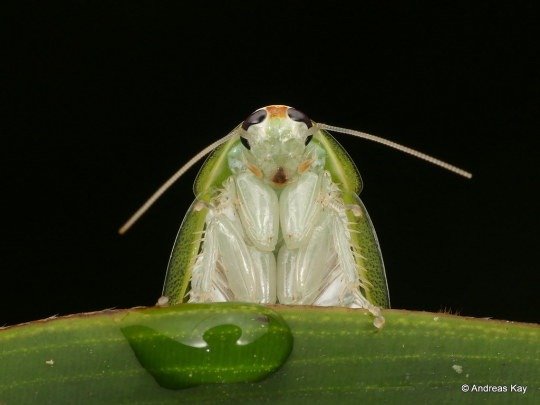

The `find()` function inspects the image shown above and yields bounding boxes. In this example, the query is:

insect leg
[278,170,385,326]
[277,214,334,304]
[319,173,385,326]
[279,171,323,249]
[189,213,277,303]
[189,178,277,304]
[235,172,279,252]
[189,218,228,302]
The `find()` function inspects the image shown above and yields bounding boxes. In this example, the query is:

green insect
[120,105,471,328]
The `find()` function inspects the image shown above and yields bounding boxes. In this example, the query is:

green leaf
[1,304,538,404]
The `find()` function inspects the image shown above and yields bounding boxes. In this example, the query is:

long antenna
[118,125,241,234]
[318,123,472,179]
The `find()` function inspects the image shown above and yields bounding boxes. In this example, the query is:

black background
[3,2,537,326]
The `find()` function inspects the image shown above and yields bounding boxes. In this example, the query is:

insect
[119,105,471,328]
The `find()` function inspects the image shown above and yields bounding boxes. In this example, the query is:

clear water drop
[121,303,293,389]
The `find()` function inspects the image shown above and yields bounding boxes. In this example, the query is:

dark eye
[242,109,267,130]
[287,108,313,128]
[305,135,313,145]
[240,136,251,150]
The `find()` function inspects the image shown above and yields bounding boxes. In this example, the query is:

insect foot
[368,306,385,329]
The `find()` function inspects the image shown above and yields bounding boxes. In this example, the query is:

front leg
[235,172,279,251]
[277,213,334,304]
[189,177,277,303]
[279,171,323,249]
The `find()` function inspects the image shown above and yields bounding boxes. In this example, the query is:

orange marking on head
[247,163,263,178]
[298,158,314,174]
[266,105,288,118]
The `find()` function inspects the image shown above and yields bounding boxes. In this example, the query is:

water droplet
[121,303,293,389]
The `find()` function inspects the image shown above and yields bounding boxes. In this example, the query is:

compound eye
[241,109,267,130]
[240,136,251,150]
[287,107,313,128]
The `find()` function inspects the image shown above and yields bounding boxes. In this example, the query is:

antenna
[119,119,472,235]
[118,125,241,234]
[317,123,472,179]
